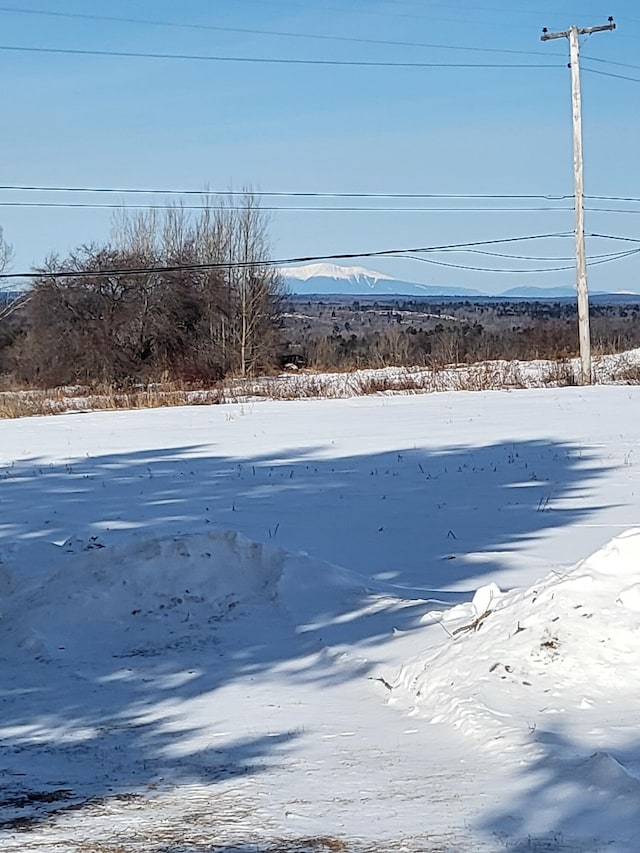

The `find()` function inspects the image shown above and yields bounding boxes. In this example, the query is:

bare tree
[0,226,13,277]
[113,192,285,378]
[14,194,284,387]
[225,194,284,376]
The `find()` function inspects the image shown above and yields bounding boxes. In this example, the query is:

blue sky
[1,0,639,293]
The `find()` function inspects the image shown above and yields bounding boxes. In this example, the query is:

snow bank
[0,529,384,665]
[391,528,640,746]
[0,531,291,662]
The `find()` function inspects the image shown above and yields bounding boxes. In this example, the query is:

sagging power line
[0,202,580,212]
[0,185,577,200]
[0,44,562,68]
[0,5,561,60]
[404,248,640,274]
[2,186,639,205]
[0,232,576,281]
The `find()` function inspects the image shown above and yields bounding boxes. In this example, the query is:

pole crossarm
[541,21,615,40]
[541,30,570,41]
[577,23,616,36]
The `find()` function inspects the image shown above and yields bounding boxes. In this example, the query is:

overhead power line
[582,56,640,72]
[585,207,640,214]
[0,232,575,281]
[0,201,577,212]
[2,186,639,205]
[0,44,561,68]
[0,5,561,59]
[590,234,640,244]
[0,185,576,201]
[444,248,635,261]
[0,199,636,214]
[589,195,640,203]
[583,66,640,84]
[405,248,640,273]
[0,1,568,30]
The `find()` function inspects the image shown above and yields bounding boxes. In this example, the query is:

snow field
[1,386,640,850]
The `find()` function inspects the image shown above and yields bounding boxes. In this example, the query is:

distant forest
[278,295,640,371]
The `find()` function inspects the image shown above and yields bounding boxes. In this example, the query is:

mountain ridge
[280,263,482,297]
[280,262,626,298]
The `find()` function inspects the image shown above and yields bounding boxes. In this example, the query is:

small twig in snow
[369,676,394,692]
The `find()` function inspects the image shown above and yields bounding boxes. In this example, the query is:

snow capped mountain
[280,263,636,299]
[280,262,482,297]
[281,262,394,284]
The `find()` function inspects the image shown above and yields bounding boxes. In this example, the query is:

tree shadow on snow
[0,437,613,839]
[480,726,640,851]
[0,437,610,590]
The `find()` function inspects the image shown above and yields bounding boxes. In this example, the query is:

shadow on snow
[481,725,640,851]
[0,438,612,838]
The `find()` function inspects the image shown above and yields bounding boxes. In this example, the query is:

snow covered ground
[1,386,640,851]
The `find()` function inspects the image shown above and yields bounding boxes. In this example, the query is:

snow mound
[0,530,384,664]
[391,529,640,744]
[0,531,290,662]
[577,750,640,795]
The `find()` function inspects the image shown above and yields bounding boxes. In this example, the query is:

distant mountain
[499,285,579,298]
[279,263,636,300]
[498,285,626,298]
[280,263,482,297]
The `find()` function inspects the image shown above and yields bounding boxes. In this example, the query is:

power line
[0,0,545,30]
[0,43,561,68]
[586,207,640,215]
[197,0,551,28]
[583,67,640,83]
[590,233,640,244]
[405,255,577,273]
[403,248,640,274]
[3,185,639,205]
[589,195,640,203]
[442,248,635,261]
[0,201,576,212]
[2,200,638,214]
[0,185,576,201]
[582,56,640,72]
[0,232,574,281]
[0,198,636,214]
[0,5,561,59]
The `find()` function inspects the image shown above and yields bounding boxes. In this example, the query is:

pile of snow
[0,530,384,665]
[391,528,640,750]
[0,531,290,663]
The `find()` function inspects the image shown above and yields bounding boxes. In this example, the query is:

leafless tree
[13,194,284,387]
[0,226,13,278]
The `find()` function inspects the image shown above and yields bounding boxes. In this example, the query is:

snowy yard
[1,385,640,851]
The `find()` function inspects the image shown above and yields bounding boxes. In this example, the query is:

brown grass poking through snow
[2,351,640,419]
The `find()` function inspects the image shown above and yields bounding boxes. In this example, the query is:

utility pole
[541,18,615,385]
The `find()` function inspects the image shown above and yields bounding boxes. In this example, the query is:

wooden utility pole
[541,19,616,385]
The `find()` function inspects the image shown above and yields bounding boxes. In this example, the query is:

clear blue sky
[1,0,639,293]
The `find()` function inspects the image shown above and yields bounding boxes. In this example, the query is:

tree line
[0,196,285,387]
[281,302,640,371]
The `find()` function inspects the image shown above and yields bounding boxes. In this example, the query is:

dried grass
[605,358,640,385]
[2,352,638,420]
[0,386,226,419]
